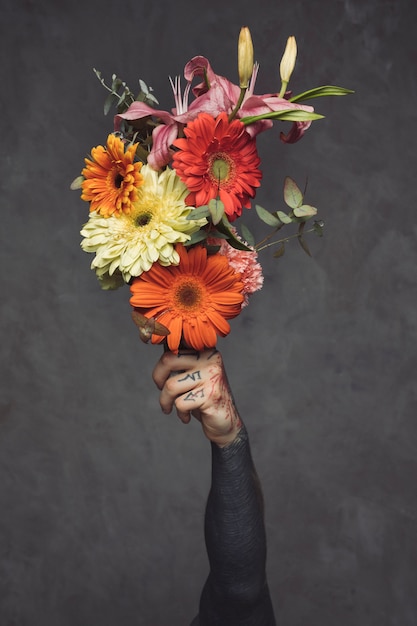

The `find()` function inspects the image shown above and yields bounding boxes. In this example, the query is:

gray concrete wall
[1,0,416,624]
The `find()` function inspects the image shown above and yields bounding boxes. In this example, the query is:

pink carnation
[208,233,264,307]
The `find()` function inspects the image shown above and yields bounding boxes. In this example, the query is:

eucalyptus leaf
[70,175,84,190]
[276,210,293,224]
[273,243,286,258]
[255,204,281,227]
[216,216,252,251]
[139,79,149,94]
[313,220,325,237]
[112,77,123,90]
[185,230,208,246]
[293,204,318,218]
[208,198,225,225]
[205,244,221,254]
[206,229,229,240]
[283,176,303,209]
[186,205,210,220]
[241,223,255,247]
[298,236,312,257]
[104,92,117,115]
[289,85,355,103]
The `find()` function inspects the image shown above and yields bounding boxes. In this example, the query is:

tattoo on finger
[178,370,202,383]
[183,389,205,402]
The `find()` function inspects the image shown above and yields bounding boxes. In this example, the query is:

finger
[152,350,202,390]
[176,409,192,424]
[172,385,206,418]
[159,370,206,414]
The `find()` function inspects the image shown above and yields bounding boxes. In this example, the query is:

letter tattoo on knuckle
[183,389,205,402]
[178,370,202,383]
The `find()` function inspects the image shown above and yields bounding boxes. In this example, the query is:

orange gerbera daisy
[81,134,143,217]
[129,244,245,352]
[172,112,262,221]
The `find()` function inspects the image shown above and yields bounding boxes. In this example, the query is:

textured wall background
[1,0,416,624]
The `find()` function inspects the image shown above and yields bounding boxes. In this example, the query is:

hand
[152,349,242,447]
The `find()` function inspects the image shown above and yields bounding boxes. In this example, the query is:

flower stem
[228,87,247,122]
[256,225,317,252]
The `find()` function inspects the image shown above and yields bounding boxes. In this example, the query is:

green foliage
[293,204,317,218]
[208,198,225,225]
[186,205,210,221]
[240,223,255,247]
[283,176,303,209]
[216,215,252,251]
[93,69,158,116]
[241,109,324,126]
[255,204,281,227]
[289,85,355,103]
[185,229,209,246]
[254,176,324,259]
[273,243,286,258]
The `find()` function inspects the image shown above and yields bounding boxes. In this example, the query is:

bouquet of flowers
[72,27,352,352]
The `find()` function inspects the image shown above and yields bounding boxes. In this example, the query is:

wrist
[203,414,243,448]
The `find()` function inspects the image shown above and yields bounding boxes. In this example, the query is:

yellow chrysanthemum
[80,165,207,284]
[81,134,144,217]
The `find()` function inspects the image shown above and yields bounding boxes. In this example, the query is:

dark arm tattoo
[195,425,276,626]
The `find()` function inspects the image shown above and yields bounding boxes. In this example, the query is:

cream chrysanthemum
[80,165,207,284]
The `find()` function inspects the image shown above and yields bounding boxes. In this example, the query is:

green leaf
[185,230,208,246]
[205,244,221,254]
[70,175,84,190]
[186,205,210,220]
[216,216,252,251]
[297,221,312,257]
[298,236,312,257]
[206,229,229,240]
[112,77,123,91]
[104,92,117,115]
[273,243,286,258]
[293,204,318,218]
[255,204,281,227]
[276,210,293,224]
[313,220,325,237]
[283,177,303,209]
[240,223,255,248]
[208,198,225,225]
[241,109,324,125]
[289,85,355,103]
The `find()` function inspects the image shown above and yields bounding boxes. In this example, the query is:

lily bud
[238,26,254,89]
[280,35,297,84]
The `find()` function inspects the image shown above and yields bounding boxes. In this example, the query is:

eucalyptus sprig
[93,69,158,115]
[238,177,324,258]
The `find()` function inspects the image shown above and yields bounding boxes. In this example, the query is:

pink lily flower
[114,56,314,170]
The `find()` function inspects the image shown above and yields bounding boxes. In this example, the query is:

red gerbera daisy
[172,112,262,221]
[129,244,244,352]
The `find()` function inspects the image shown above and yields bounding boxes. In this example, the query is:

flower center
[135,212,152,227]
[114,172,124,188]
[209,153,234,186]
[174,279,204,311]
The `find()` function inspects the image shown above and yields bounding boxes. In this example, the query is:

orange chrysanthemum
[172,112,262,221]
[129,244,245,352]
[81,134,143,217]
